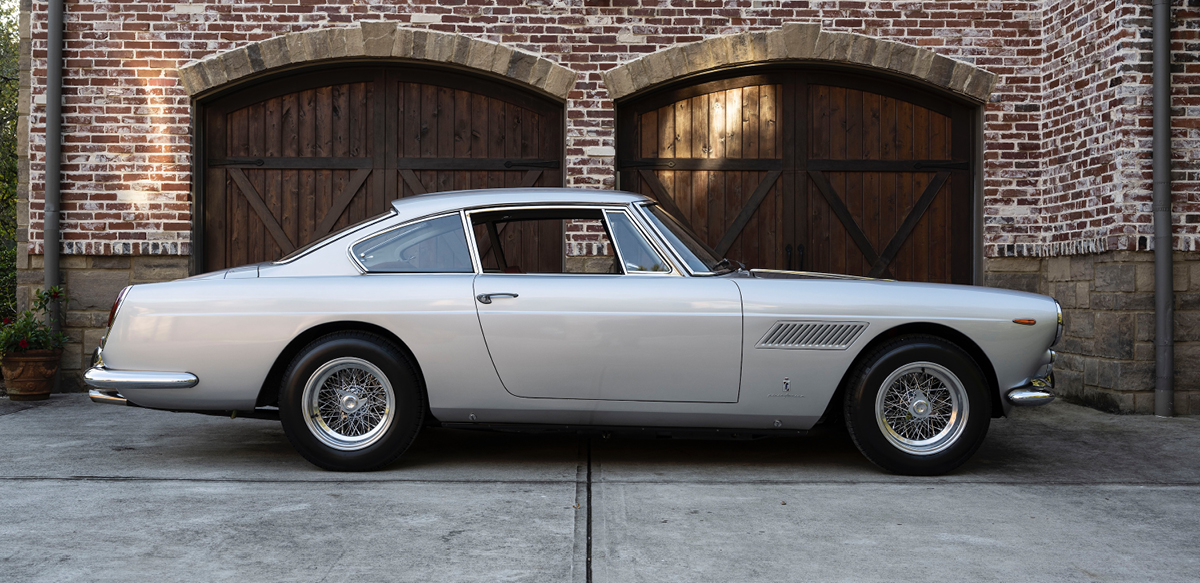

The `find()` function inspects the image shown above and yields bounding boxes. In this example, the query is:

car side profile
[85,188,1059,475]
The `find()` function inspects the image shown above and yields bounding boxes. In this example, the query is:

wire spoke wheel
[874,361,968,456]
[302,357,396,451]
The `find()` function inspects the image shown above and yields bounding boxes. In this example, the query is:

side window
[471,208,618,275]
[351,214,473,273]
[606,211,671,273]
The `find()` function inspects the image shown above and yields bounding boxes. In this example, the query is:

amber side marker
[1013,319,1037,326]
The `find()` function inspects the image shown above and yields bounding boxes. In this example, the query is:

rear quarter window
[352,214,474,273]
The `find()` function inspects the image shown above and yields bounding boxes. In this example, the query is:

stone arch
[178,23,578,100]
[601,23,997,103]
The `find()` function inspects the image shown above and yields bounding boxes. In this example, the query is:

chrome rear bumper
[83,347,199,393]
[89,388,129,406]
[83,366,199,390]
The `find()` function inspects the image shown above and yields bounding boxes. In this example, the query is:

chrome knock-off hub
[909,390,931,419]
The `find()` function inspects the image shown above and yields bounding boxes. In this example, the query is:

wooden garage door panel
[638,85,782,160]
[202,66,563,272]
[223,168,375,265]
[631,82,785,268]
[808,86,952,161]
[396,82,557,197]
[807,171,951,281]
[620,70,974,284]
[640,169,784,269]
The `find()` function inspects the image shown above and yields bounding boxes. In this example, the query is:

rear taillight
[108,286,131,328]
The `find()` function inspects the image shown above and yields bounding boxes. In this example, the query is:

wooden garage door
[200,66,563,272]
[617,70,975,284]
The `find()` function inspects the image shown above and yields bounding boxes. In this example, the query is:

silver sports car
[85,189,1058,475]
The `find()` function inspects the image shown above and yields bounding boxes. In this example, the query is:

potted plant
[0,286,68,401]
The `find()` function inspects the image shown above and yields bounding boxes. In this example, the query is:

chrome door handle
[476,292,519,304]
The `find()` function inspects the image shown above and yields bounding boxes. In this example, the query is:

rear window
[351,214,474,273]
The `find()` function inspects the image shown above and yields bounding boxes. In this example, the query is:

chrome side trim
[83,366,199,390]
[89,388,128,406]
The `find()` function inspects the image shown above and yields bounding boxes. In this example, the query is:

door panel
[202,65,564,272]
[474,275,743,402]
[619,69,975,284]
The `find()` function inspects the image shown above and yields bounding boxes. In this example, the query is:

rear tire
[844,335,991,476]
[278,332,424,471]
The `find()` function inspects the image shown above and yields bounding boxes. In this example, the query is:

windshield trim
[634,202,733,276]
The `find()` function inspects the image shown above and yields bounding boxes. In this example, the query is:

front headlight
[1052,300,1063,347]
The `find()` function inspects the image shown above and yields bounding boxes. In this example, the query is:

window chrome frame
[463,203,683,277]
[632,202,726,277]
[603,209,675,276]
[346,210,477,275]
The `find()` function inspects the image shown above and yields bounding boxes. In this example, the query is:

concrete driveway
[1,395,1197,582]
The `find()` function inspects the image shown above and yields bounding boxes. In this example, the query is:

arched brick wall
[177,23,579,100]
[601,23,997,104]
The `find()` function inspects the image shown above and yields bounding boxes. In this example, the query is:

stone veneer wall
[987,252,1200,414]
[18,256,190,391]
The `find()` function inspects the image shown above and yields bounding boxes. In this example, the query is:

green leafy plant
[0,1,19,320]
[0,286,67,357]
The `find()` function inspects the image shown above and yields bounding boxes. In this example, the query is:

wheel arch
[820,322,1004,423]
[255,321,430,417]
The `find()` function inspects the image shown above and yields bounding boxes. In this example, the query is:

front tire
[844,335,991,476]
[278,332,424,471]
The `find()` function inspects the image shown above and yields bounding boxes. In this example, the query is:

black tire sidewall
[845,336,991,476]
[278,333,423,471]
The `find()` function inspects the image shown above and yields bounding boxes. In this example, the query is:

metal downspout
[1152,0,1174,417]
[43,0,64,333]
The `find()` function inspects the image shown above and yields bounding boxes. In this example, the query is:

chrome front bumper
[83,348,198,404]
[1006,373,1055,407]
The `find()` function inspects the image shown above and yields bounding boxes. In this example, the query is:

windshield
[642,204,729,274]
[276,210,393,263]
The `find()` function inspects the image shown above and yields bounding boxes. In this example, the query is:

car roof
[390,188,652,217]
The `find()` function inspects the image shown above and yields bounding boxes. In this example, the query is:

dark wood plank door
[201,65,564,272]
[618,69,975,284]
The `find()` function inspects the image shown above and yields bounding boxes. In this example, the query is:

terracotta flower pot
[2,349,63,401]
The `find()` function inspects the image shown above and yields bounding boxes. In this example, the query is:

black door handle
[785,244,792,270]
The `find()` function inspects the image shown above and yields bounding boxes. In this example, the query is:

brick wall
[18,0,1050,263]
[991,0,1200,258]
[14,0,1200,409]
[18,1,1198,263]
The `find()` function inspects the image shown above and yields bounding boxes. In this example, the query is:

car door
[471,207,743,403]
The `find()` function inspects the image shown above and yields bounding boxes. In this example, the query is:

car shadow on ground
[8,396,1197,484]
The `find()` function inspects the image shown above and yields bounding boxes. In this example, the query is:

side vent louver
[756,321,868,350]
